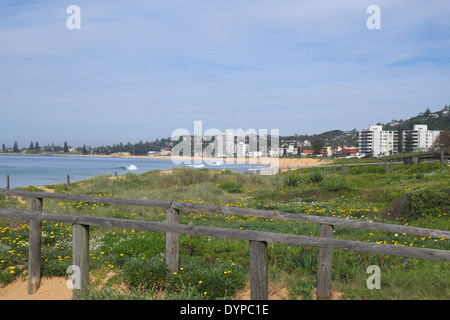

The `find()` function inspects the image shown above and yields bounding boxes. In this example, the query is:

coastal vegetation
[0,160,449,300]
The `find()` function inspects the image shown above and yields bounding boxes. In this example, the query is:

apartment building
[358,125,398,156]
[402,125,442,152]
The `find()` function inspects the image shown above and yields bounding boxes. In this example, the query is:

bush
[174,168,213,186]
[404,161,442,175]
[218,182,243,193]
[309,171,324,185]
[123,255,168,291]
[282,173,302,187]
[384,188,449,221]
[409,189,448,217]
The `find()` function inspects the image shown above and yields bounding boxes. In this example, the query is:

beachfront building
[358,125,398,156]
[402,125,442,152]
[236,141,247,157]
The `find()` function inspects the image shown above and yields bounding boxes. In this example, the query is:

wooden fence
[0,188,449,300]
[280,161,402,175]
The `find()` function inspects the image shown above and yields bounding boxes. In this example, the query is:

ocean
[0,154,264,188]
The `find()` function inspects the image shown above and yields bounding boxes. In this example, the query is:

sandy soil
[0,277,342,300]
[234,281,343,300]
[0,277,72,300]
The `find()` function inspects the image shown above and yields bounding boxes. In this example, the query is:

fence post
[6,175,10,189]
[249,240,268,300]
[166,208,180,275]
[28,198,43,294]
[390,162,394,174]
[317,224,334,300]
[73,224,90,299]
[67,174,71,186]
[385,160,389,173]
[441,151,445,167]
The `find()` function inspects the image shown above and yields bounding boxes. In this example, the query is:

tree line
[0,139,172,156]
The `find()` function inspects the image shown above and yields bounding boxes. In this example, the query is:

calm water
[0,155,264,188]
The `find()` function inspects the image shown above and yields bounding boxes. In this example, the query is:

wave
[187,164,205,168]
[207,161,223,166]
[117,165,138,170]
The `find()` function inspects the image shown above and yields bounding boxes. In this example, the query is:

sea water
[0,155,265,188]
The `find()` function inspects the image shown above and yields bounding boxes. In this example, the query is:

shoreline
[0,153,329,169]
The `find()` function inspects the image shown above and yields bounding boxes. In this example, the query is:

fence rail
[0,188,449,300]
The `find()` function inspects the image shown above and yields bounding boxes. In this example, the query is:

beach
[105,155,329,169]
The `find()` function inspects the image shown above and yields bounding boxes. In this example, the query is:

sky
[1,0,449,148]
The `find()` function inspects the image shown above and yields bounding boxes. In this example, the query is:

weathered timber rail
[0,188,449,300]
[278,150,448,174]
[280,161,403,174]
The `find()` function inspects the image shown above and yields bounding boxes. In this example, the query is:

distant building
[358,125,398,156]
[236,142,247,157]
[402,125,442,152]
[341,148,358,156]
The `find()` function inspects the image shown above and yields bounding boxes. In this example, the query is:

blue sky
[1,0,449,148]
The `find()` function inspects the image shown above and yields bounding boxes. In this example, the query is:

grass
[0,161,449,300]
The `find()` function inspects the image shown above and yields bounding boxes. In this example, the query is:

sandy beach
[110,155,329,169]
[91,154,329,169]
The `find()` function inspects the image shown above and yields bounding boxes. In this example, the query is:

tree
[311,138,325,155]
[1,144,5,151]
[30,141,34,150]
[403,131,415,153]
[82,144,88,155]
[35,141,40,151]
[64,141,69,153]
[431,130,450,153]
[330,140,340,156]
[13,141,19,153]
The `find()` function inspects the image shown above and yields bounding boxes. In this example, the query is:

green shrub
[123,254,168,291]
[408,172,425,180]
[409,189,448,217]
[386,188,449,221]
[173,168,213,186]
[309,171,324,185]
[218,182,243,193]
[404,161,442,174]
[291,249,318,272]
[282,173,302,187]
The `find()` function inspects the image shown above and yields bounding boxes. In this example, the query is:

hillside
[382,105,450,132]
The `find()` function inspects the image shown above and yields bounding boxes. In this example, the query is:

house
[341,148,357,156]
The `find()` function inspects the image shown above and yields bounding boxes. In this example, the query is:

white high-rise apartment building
[358,125,398,156]
[402,125,442,152]
[216,130,235,157]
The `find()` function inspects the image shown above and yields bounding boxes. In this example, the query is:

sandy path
[0,277,72,300]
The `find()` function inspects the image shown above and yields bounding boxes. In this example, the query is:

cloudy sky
[1,0,449,147]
